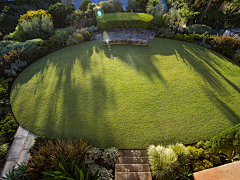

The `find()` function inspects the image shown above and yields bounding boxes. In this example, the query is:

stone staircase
[115,150,152,180]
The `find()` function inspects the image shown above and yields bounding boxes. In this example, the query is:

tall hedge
[48,2,76,29]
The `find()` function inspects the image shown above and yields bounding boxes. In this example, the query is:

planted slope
[10,38,240,149]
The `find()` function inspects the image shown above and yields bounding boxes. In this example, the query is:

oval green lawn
[10,38,240,149]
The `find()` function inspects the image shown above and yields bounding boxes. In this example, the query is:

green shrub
[79,0,92,12]
[234,54,240,63]
[18,15,54,41]
[0,114,18,143]
[196,141,205,149]
[0,135,9,158]
[210,155,222,165]
[193,34,202,41]
[48,2,76,29]
[200,5,226,29]
[174,33,183,41]
[184,24,213,35]
[206,123,240,155]
[0,78,13,98]
[0,39,43,64]
[157,27,176,39]
[192,159,213,172]
[213,45,236,59]
[186,146,210,160]
[36,35,58,51]
[147,144,180,180]
[54,27,74,47]
[97,0,116,14]
[27,136,58,156]
[2,25,31,42]
[201,32,216,44]
[0,4,38,35]
[83,30,91,41]
[25,137,90,180]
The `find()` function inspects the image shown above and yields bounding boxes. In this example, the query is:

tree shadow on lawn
[10,42,118,148]
[9,39,240,148]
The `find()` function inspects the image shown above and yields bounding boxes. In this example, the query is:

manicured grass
[10,38,240,149]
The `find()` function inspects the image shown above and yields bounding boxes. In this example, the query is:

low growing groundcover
[10,38,240,149]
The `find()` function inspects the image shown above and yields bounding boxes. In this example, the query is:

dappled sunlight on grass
[10,38,240,149]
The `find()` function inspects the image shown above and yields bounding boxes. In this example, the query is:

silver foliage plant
[84,146,119,180]
[101,147,119,166]
[90,164,114,180]
[85,147,102,164]
[19,15,54,39]
[4,59,27,77]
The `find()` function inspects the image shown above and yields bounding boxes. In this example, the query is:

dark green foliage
[42,156,100,180]
[79,0,92,12]
[0,114,18,143]
[234,54,240,63]
[0,4,38,35]
[174,33,194,42]
[0,162,30,180]
[206,123,240,155]
[3,25,31,42]
[210,155,222,165]
[83,31,91,41]
[0,78,12,98]
[213,45,236,59]
[21,46,49,64]
[191,159,213,172]
[36,35,58,51]
[187,146,210,160]
[193,34,203,41]
[185,34,194,42]
[201,31,216,44]
[27,136,58,157]
[48,2,76,29]
[184,24,212,35]
[200,5,226,29]
[174,33,183,41]
[196,141,205,149]
[152,15,170,29]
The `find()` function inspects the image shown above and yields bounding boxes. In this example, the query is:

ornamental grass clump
[147,144,180,180]
[210,33,240,51]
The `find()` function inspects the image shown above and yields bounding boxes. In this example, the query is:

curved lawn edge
[10,38,240,149]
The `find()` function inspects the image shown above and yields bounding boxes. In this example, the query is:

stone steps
[115,150,152,180]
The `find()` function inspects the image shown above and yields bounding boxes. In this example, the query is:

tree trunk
[217,0,224,11]
[196,0,213,24]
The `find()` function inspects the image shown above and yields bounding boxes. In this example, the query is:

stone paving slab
[15,149,31,168]
[116,164,151,172]
[22,133,38,150]
[115,172,152,180]
[14,125,29,139]
[193,160,240,180]
[117,157,149,164]
[6,138,27,160]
